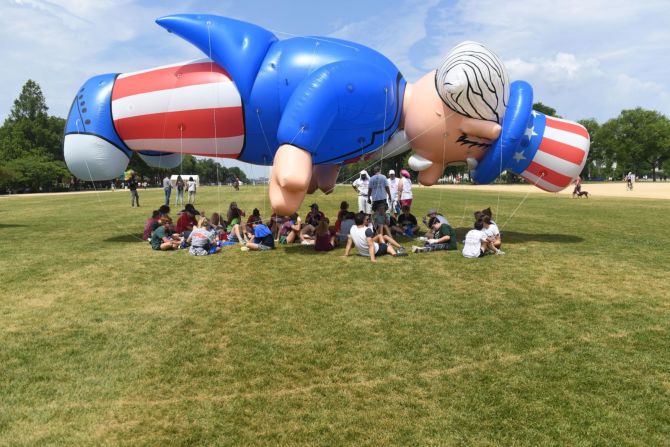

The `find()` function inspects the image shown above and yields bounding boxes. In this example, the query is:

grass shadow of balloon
[104,233,145,243]
[0,223,28,228]
[454,227,584,244]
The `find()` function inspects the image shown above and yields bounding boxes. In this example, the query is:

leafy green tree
[596,108,670,181]
[0,80,70,191]
[533,102,560,118]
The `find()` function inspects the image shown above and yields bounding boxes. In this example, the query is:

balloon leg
[313,164,340,194]
[418,162,445,186]
[269,144,313,215]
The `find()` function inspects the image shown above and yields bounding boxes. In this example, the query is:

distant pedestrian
[187,177,197,203]
[175,175,185,205]
[129,174,140,207]
[162,175,172,206]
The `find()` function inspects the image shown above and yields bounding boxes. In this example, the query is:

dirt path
[429,182,670,200]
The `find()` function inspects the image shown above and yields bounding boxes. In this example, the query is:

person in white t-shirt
[397,169,413,208]
[343,212,406,262]
[187,177,197,204]
[352,170,371,214]
[482,215,503,252]
[387,170,400,213]
[462,220,497,258]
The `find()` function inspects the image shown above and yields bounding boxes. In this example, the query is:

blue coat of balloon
[156,15,406,165]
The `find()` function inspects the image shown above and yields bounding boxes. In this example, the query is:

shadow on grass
[454,227,584,244]
[0,223,27,228]
[104,233,145,243]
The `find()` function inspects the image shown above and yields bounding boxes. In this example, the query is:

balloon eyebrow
[456,133,490,149]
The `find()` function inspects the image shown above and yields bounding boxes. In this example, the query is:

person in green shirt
[151,217,181,251]
[411,219,457,253]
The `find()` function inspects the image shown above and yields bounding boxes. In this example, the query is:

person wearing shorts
[342,212,406,262]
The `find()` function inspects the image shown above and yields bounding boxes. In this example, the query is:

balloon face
[403,72,501,185]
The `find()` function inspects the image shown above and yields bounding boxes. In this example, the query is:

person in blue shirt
[243,221,275,251]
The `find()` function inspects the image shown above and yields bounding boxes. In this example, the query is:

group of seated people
[461,208,504,258]
[142,199,503,260]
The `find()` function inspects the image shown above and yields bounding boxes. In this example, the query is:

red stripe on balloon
[114,107,244,140]
[526,161,573,188]
[111,63,231,100]
[545,117,590,139]
[538,138,586,166]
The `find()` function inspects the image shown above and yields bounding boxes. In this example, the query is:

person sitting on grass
[462,220,499,258]
[305,203,325,227]
[335,201,349,234]
[150,217,181,251]
[412,218,457,253]
[481,215,503,253]
[143,210,160,241]
[278,213,301,244]
[226,207,246,245]
[188,216,221,256]
[226,201,245,226]
[343,212,407,262]
[372,202,392,237]
[175,204,199,241]
[245,208,263,240]
[315,218,336,252]
[242,220,275,251]
[337,212,356,245]
[394,205,418,237]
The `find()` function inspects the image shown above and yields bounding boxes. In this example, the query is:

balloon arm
[366,130,411,162]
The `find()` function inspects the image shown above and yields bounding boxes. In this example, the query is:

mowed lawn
[1,185,669,446]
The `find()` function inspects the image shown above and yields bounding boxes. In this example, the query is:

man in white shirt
[343,212,406,262]
[352,171,371,214]
[387,170,399,213]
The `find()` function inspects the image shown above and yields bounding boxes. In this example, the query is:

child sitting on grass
[150,217,181,251]
[187,216,221,256]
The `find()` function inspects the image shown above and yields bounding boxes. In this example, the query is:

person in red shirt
[176,204,199,239]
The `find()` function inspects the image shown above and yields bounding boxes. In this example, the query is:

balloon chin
[137,152,183,169]
[64,134,130,181]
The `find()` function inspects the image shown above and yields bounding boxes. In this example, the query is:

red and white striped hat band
[111,59,245,158]
[509,112,590,192]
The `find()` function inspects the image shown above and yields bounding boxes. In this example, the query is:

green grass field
[1,185,669,446]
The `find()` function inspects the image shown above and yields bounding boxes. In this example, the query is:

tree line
[2,80,668,194]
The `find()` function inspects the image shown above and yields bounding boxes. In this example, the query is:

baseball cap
[427,208,437,215]
[388,169,395,175]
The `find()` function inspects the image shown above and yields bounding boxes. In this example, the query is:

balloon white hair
[435,41,509,124]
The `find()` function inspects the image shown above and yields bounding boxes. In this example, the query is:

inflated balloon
[63,14,590,213]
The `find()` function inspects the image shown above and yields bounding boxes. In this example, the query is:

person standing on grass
[162,175,172,206]
[129,173,140,207]
[343,212,406,262]
[175,175,185,205]
[387,169,400,214]
[187,177,197,203]
[352,170,370,214]
[573,175,582,196]
[412,218,457,253]
[367,166,391,215]
[397,169,413,208]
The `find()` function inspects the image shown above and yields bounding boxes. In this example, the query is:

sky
[2,0,668,176]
